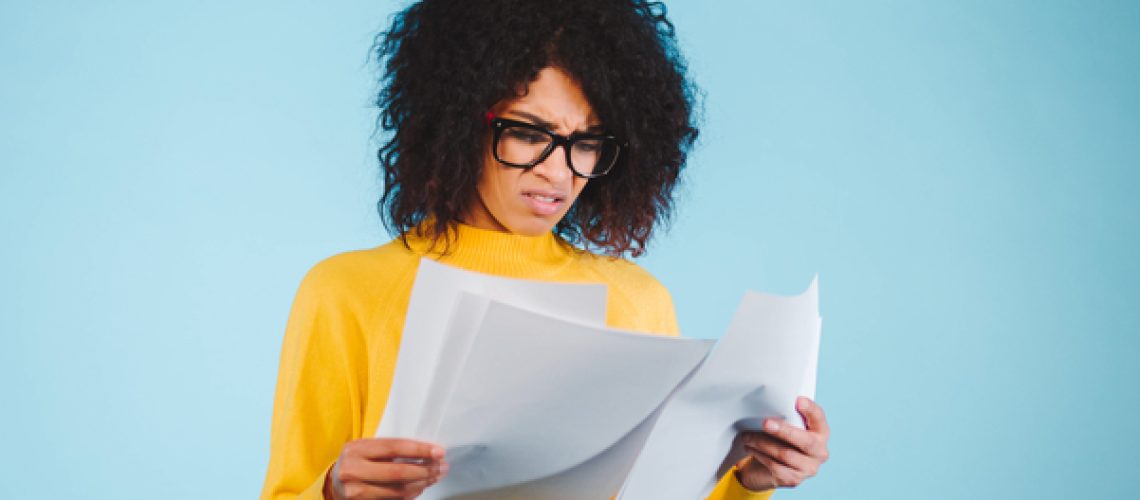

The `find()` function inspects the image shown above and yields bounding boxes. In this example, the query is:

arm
[260,261,447,500]
[260,264,363,500]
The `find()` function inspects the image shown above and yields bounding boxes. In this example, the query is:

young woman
[261,1,830,499]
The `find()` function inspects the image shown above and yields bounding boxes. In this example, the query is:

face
[464,66,598,236]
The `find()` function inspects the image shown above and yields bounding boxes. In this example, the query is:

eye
[504,128,549,145]
[573,139,603,153]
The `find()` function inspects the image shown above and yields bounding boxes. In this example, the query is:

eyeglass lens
[497,126,619,176]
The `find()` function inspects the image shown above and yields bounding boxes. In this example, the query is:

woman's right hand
[323,438,449,500]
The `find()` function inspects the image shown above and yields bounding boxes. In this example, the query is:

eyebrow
[503,110,604,134]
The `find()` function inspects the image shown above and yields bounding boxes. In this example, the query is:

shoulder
[573,252,679,335]
[295,238,421,308]
[578,253,670,298]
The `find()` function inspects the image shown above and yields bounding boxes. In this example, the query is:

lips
[521,189,567,216]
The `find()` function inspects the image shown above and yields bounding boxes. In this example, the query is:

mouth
[521,190,567,216]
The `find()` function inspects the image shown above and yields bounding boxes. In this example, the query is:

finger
[380,474,445,500]
[362,481,430,500]
[796,397,830,438]
[400,461,449,496]
[351,438,446,462]
[392,479,430,499]
[347,461,437,485]
[759,418,821,456]
[422,460,447,485]
[336,480,413,500]
[743,434,819,477]
[752,453,807,488]
[359,477,437,499]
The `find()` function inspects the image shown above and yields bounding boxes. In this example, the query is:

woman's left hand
[734,396,830,491]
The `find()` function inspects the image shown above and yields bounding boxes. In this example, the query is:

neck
[404,220,577,278]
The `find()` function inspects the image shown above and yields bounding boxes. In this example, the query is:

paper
[617,277,821,499]
[423,298,712,499]
[436,364,702,500]
[376,259,608,440]
[377,259,822,499]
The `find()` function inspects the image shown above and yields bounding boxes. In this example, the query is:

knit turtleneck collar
[404,221,579,279]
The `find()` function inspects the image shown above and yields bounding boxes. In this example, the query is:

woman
[261,1,830,499]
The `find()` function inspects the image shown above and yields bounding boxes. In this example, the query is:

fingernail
[797,398,810,411]
[432,446,445,459]
[440,463,450,475]
[764,419,779,432]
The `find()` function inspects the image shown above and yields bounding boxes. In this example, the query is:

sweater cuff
[706,465,775,500]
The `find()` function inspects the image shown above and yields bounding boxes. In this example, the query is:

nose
[530,143,573,184]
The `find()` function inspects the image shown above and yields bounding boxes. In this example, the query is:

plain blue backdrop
[2,1,1138,498]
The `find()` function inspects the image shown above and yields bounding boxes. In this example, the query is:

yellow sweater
[261,223,773,500]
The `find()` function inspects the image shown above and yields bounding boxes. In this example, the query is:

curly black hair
[372,0,699,257]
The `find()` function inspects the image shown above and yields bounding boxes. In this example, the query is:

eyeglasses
[487,114,624,178]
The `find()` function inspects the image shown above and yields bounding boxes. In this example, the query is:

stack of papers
[377,259,821,499]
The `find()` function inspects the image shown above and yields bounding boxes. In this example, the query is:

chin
[505,216,560,236]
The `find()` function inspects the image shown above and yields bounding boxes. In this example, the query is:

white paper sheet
[376,258,608,440]
[618,277,821,500]
[378,259,822,499]
[423,299,713,499]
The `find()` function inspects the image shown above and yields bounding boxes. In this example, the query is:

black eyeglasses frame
[487,114,625,179]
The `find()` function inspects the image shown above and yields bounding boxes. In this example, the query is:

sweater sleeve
[260,262,364,500]
[705,466,775,500]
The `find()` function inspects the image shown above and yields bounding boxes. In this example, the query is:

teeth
[531,194,558,203]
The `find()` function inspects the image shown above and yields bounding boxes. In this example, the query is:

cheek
[476,156,500,194]
[479,165,520,208]
[568,179,589,204]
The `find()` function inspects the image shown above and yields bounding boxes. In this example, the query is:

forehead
[495,67,598,130]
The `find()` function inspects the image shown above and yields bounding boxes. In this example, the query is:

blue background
[2,1,1137,498]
